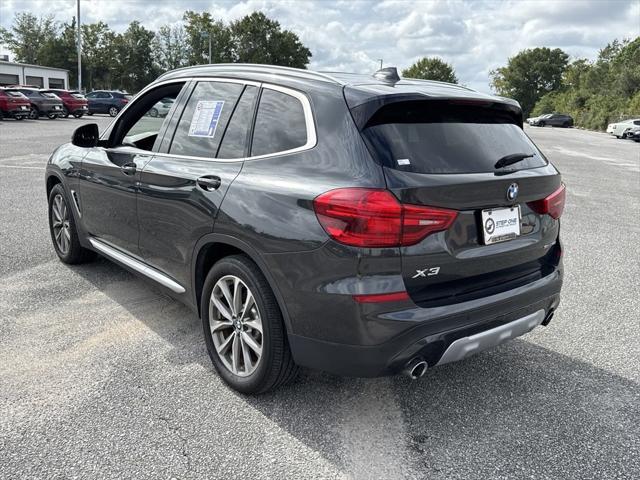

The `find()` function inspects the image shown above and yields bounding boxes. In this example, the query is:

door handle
[197,176,221,191]
[121,163,136,175]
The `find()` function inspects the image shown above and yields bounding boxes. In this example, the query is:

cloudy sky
[1,0,639,92]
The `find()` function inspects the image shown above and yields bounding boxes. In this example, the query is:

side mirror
[71,123,99,148]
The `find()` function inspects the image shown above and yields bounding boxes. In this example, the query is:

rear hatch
[357,98,563,307]
[4,90,31,111]
[40,92,64,111]
[67,92,89,108]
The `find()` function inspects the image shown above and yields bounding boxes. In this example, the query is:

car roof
[155,63,520,110]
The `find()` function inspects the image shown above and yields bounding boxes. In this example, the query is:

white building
[0,61,69,89]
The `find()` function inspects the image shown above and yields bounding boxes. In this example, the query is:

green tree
[155,24,189,71]
[491,47,569,117]
[113,21,160,92]
[530,38,640,130]
[229,12,311,68]
[82,22,117,90]
[39,19,78,86]
[402,57,458,83]
[183,11,233,65]
[4,12,59,64]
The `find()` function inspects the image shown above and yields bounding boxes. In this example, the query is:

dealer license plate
[481,206,521,245]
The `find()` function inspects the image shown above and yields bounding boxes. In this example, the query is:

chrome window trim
[245,83,317,161]
[100,77,317,163]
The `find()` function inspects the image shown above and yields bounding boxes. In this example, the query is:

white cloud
[1,0,638,92]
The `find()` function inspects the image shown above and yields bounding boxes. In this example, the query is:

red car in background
[0,88,31,120]
[42,89,89,118]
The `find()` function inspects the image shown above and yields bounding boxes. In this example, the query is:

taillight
[121,98,129,104]
[352,291,410,303]
[313,188,458,248]
[528,184,566,219]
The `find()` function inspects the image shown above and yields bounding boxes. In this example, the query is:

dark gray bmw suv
[45,64,564,393]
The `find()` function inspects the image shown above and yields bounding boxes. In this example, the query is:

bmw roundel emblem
[507,183,519,201]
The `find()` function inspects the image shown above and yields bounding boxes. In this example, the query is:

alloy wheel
[109,107,118,117]
[51,194,71,255]
[209,275,263,377]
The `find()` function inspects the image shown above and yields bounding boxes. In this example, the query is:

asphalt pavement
[1,117,639,479]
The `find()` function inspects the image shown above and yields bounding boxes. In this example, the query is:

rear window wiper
[494,153,534,169]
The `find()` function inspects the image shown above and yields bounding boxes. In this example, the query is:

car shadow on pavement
[71,259,640,479]
[246,341,640,478]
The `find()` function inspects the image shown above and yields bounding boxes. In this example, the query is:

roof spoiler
[346,93,524,130]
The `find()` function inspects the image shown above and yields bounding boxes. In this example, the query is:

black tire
[73,113,83,118]
[108,106,119,117]
[62,107,70,118]
[48,184,96,264]
[47,113,58,119]
[201,254,298,394]
[538,121,545,127]
[15,115,24,121]
[29,107,39,119]
[87,111,93,116]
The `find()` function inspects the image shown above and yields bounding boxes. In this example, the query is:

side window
[217,85,258,159]
[251,88,308,157]
[113,83,185,152]
[169,81,244,158]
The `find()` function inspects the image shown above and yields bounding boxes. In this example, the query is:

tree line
[491,38,640,130]
[0,11,312,93]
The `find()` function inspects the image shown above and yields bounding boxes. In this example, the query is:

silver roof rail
[158,63,346,85]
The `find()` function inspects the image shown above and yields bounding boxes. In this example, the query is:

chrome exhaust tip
[542,309,555,326]
[404,357,428,380]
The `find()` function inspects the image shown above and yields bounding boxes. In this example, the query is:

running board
[88,238,186,294]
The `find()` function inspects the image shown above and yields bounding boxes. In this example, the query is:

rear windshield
[41,92,58,98]
[362,101,547,174]
[6,90,25,98]
[71,93,85,99]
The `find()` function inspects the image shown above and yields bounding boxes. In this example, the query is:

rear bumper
[287,269,562,377]
[43,106,64,114]
[68,105,88,114]
[3,108,30,117]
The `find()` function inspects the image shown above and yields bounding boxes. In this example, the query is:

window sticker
[188,100,224,138]
[397,158,411,166]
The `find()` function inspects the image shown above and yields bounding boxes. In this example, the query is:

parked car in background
[606,118,640,138]
[624,125,640,141]
[45,64,564,393]
[14,87,64,119]
[529,113,573,127]
[0,88,31,120]
[526,114,548,125]
[147,98,174,117]
[42,89,89,118]
[85,90,132,117]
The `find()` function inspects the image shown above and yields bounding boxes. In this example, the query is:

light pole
[76,0,81,91]
[377,59,383,70]
[201,31,211,64]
